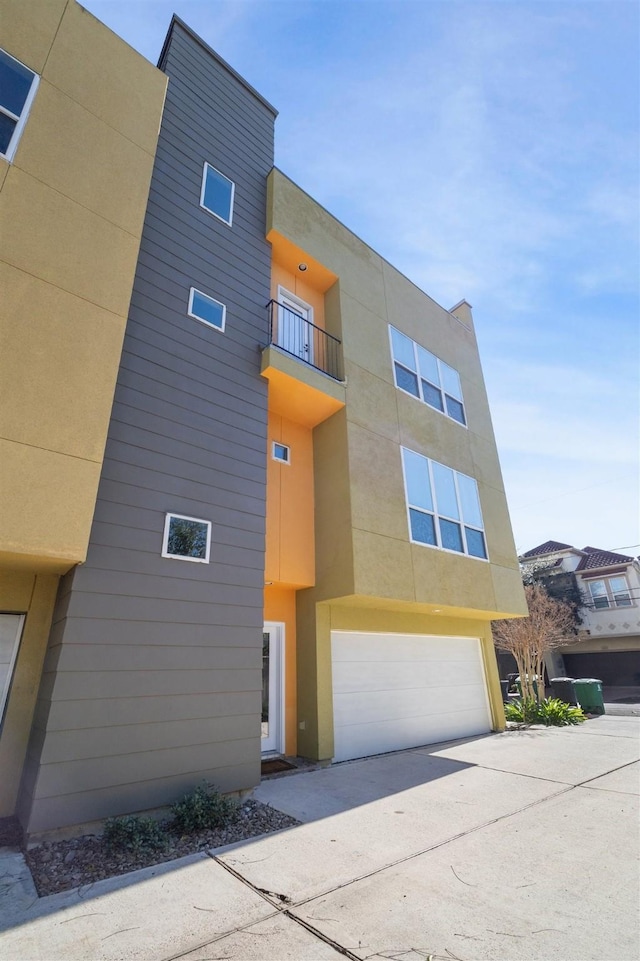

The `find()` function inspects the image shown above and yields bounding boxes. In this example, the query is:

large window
[587,576,632,609]
[0,49,39,161]
[390,326,466,425]
[401,447,487,559]
[200,162,235,225]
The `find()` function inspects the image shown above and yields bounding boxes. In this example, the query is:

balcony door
[262,622,284,754]
[277,288,313,366]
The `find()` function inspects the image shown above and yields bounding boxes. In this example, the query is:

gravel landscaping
[25,799,300,897]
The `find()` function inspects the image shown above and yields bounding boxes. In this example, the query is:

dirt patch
[26,799,300,897]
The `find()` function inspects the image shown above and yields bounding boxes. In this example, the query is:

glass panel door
[277,293,313,365]
[262,624,283,754]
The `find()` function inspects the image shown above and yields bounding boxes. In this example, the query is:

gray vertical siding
[20,21,276,834]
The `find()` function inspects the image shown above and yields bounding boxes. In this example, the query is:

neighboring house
[520,541,640,687]
[1,1,527,839]
[0,0,167,834]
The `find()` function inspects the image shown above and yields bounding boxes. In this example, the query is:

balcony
[267,300,342,382]
[262,301,346,429]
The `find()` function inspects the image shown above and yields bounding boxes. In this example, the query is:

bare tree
[492,583,577,702]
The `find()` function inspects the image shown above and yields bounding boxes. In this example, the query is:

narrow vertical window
[200,162,235,225]
[0,49,39,161]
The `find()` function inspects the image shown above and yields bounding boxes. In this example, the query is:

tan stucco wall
[268,168,526,620]
[0,569,59,816]
[269,168,524,759]
[0,0,166,570]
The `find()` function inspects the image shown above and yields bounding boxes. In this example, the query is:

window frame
[401,446,488,561]
[389,326,467,427]
[0,613,25,727]
[272,442,291,464]
[161,512,212,564]
[188,287,226,332]
[586,575,633,609]
[0,48,39,163]
[199,161,235,226]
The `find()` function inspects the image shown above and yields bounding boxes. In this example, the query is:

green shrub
[103,815,166,855]
[505,698,540,724]
[170,783,237,835]
[536,697,586,726]
[505,697,586,726]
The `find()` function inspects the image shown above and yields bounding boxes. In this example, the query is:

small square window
[272,442,290,463]
[200,162,235,225]
[162,513,211,563]
[188,288,226,331]
[0,49,39,161]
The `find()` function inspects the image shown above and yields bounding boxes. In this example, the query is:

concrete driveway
[1,715,638,961]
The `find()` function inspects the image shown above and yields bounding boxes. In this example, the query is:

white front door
[277,289,313,365]
[1,613,25,723]
[262,622,284,754]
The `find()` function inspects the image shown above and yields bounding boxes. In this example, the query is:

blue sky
[84,0,639,556]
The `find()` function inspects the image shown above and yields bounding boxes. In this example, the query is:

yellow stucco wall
[0,0,166,571]
[0,0,166,821]
[0,570,59,816]
[268,168,524,759]
[268,168,526,621]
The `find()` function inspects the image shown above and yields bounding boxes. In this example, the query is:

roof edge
[158,15,278,118]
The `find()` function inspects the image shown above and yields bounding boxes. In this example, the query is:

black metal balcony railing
[266,300,342,381]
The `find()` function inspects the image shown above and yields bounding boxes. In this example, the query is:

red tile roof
[575,547,634,571]
[521,540,574,558]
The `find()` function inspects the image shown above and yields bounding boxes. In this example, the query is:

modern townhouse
[1,1,526,839]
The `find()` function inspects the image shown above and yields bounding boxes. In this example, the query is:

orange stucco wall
[265,413,315,588]
[263,586,297,755]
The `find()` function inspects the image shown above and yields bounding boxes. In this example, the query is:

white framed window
[188,287,226,332]
[401,447,487,559]
[586,576,633,609]
[0,49,39,162]
[200,161,235,225]
[272,442,290,464]
[389,326,466,426]
[162,513,211,563]
[1,614,25,726]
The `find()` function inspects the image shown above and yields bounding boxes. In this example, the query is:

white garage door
[331,631,492,762]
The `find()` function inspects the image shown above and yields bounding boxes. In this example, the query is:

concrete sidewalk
[1,715,638,960]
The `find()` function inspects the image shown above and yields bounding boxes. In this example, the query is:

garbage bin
[573,678,605,715]
[500,679,510,702]
[550,677,578,706]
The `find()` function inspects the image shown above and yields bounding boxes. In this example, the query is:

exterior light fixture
[298,263,308,272]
